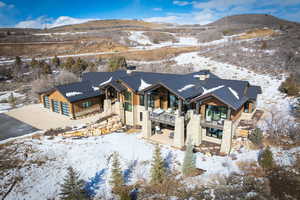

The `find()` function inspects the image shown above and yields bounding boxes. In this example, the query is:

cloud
[153,7,163,11]
[0,1,5,7]
[143,15,179,23]
[15,16,96,29]
[173,1,191,6]
[144,10,217,25]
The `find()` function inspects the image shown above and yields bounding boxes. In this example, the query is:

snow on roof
[178,84,195,92]
[202,85,224,96]
[138,79,152,91]
[99,77,112,86]
[92,86,99,91]
[66,92,83,97]
[228,87,239,100]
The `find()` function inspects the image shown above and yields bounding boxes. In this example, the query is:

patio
[149,128,174,146]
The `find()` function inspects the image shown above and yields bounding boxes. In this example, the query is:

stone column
[220,120,233,154]
[104,99,112,115]
[144,94,148,111]
[186,113,202,146]
[173,115,185,148]
[114,101,124,123]
[142,110,152,139]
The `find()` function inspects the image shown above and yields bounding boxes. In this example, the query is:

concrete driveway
[0,113,38,141]
[5,104,102,130]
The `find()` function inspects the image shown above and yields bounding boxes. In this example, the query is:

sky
[0,0,300,28]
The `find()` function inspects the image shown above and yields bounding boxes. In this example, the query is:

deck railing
[150,111,176,126]
[200,119,224,130]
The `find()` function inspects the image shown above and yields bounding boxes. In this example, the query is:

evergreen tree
[30,57,39,69]
[14,56,22,67]
[52,55,61,68]
[59,167,87,200]
[64,57,76,71]
[182,139,196,177]
[72,58,88,75]
[150,145,166,184]
[258,146,275,170]
[40,60,52,75]
[110,152,124,192]
[7,93,16,108]
[108,56,127,72]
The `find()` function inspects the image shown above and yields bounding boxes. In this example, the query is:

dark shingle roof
[53,69,262,110]
[56,81,101,102]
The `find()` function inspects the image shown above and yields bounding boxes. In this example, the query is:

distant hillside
[208,14,298,27]
[51,19,163,31]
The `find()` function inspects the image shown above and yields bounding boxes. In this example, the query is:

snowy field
[0,91,24,113]
[2,132,299,200]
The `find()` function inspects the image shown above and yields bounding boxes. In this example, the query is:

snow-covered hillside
[2,132,298,200]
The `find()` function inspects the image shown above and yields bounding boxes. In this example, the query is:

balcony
[200,119,224,130]
[149,109,176,126]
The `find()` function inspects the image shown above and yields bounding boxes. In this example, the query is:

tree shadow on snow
[123,160,138,184]
[164,151,174,172]
[85,168,107,198]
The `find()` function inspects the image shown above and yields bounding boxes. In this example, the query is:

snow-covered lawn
[2,132,299,200]
[174,52,292,116]
[0,91,25,113]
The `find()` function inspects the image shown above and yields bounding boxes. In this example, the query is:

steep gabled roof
[55,81,101,102]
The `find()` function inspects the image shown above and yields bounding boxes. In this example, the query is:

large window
[206,105,228,122]
[168,93,178,109]
[148,95,155,108]
[139,95,144,106]
[82,101,92,108]
[124,91,132,112]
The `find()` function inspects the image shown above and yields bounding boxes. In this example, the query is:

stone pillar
[173,115,185,148]
[142,110,152,139]
[178,99,183,116]
[104,99,112,115]
[114,101,124,123]
[186,113,202,146]
[220,120,233,154]
[144,94,148,111]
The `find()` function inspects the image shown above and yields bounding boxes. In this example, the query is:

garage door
[61,102,69,116]
[43,96,50,109]
[52,100,60,113]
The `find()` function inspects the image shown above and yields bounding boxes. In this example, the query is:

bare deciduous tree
[56,70,79,85]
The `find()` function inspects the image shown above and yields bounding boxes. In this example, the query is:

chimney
[198,74,210,80]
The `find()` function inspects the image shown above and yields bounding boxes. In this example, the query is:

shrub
[258,146,275,170]
[279,74,300,96]
[31,76,54,98]
[248,128,263,146]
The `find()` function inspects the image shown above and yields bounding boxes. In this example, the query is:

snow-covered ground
[0,91,25,113]
[2,132,298,200]
[174,52,291,116]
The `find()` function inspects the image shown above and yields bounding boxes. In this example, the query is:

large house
[39,69,262,154]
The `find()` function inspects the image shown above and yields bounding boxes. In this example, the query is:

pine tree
[30,58,39,69]
[182,139,196,177]
[108,56,127,72]
[59,167,87,200]
[7,93,16,108]
[150,145,166,184]
[64,57,76,71]
[258,146,275,170]
[110,152,124,192]
[52,55,61,68]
